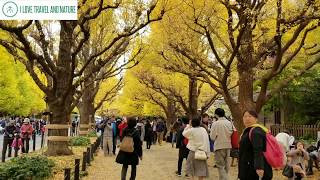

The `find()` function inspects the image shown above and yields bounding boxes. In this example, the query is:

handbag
[194,149,207,160]
[230,121,239,149]
[282,164,293,178]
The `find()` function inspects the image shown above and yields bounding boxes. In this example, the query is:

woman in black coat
[238,110,272,180]
[175,117,190,176]
[116,117,143,180]
[144,120,153,149]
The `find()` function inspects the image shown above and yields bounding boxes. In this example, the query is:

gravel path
[84,143,319,180]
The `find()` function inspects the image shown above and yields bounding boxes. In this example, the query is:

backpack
[156,122,164,132]
[119,132,134,153]
[249,124,285,169]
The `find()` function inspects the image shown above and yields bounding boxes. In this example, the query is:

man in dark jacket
[175,117,190,177]
[156,119,165,145]
[2,120,16,162]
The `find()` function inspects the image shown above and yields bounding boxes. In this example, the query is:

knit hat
[23,118,30,123]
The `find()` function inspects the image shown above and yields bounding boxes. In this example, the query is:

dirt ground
[83,143,320,180]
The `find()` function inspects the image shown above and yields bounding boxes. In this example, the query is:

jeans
[121,164,136,180]
[152,131,157,144]
[215,149,231,180]
[157,132,164,145]
[171,133,176,147]
[112,136,117,154]
[2,138,13,162]
[177,156,187,174]
[103,136,112,155]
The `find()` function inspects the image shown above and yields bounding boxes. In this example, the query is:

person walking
[103,118,113,156]
[20,118,33,153]
[136,119,145,145]
[144,120,153,149]
[183,116,210,180]
[175,117,190,177]
[152,119,157,144]
[111,117,118,155]
[210,108,233,180]
[238,110,272,180]
[116,117,143,180]
[2,120,16,162]
[171,120,181,148]
[156,119,165,145]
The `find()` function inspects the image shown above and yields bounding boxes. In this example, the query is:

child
[287,141,309,180]
[11,133,23,157]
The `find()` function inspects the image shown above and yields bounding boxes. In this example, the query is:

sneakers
[175,171,182,177]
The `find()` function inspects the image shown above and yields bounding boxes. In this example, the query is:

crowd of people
[95,109,320,180]
[1,117,46,162]
[1,110,319,180]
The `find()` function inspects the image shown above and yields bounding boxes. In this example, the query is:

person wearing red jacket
[118,117,128,141]
[20,118,34,153]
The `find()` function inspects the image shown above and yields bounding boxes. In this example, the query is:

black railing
[64,136,101,180]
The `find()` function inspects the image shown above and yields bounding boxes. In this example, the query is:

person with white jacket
[210,108,233,180]
[183,116,210,180]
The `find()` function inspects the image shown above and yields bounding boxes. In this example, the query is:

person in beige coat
[210,108,233,180]
[103,119,113,156]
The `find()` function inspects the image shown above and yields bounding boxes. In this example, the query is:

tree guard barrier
[46,124,71,142]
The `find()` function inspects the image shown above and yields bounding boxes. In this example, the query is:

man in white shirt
[210,108,233,180]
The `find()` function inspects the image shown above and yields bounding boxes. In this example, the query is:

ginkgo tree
[155,0,320,130]
[0,47,45,116]
[0,0,166,155]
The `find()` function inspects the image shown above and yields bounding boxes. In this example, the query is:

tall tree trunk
[45,21,75,156]
[166,98,176,125]
[78,43,96,136]
[78,81,95,135]
[46,96,73,155]
[78,91,95,136]
[228,21,256,132]
[188,76,198,119]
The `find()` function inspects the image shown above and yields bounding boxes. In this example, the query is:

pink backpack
[249,124,285,169]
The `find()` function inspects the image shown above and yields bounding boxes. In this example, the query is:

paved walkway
[84,143,318,180]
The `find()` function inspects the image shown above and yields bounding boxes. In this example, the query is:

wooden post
[82,152,87,171]
[41,131,44,148]
[33,131,36,151]
[86,147,91,165]
[91,144,94,160]
[64,168,71,180]
[74,158,80,180]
